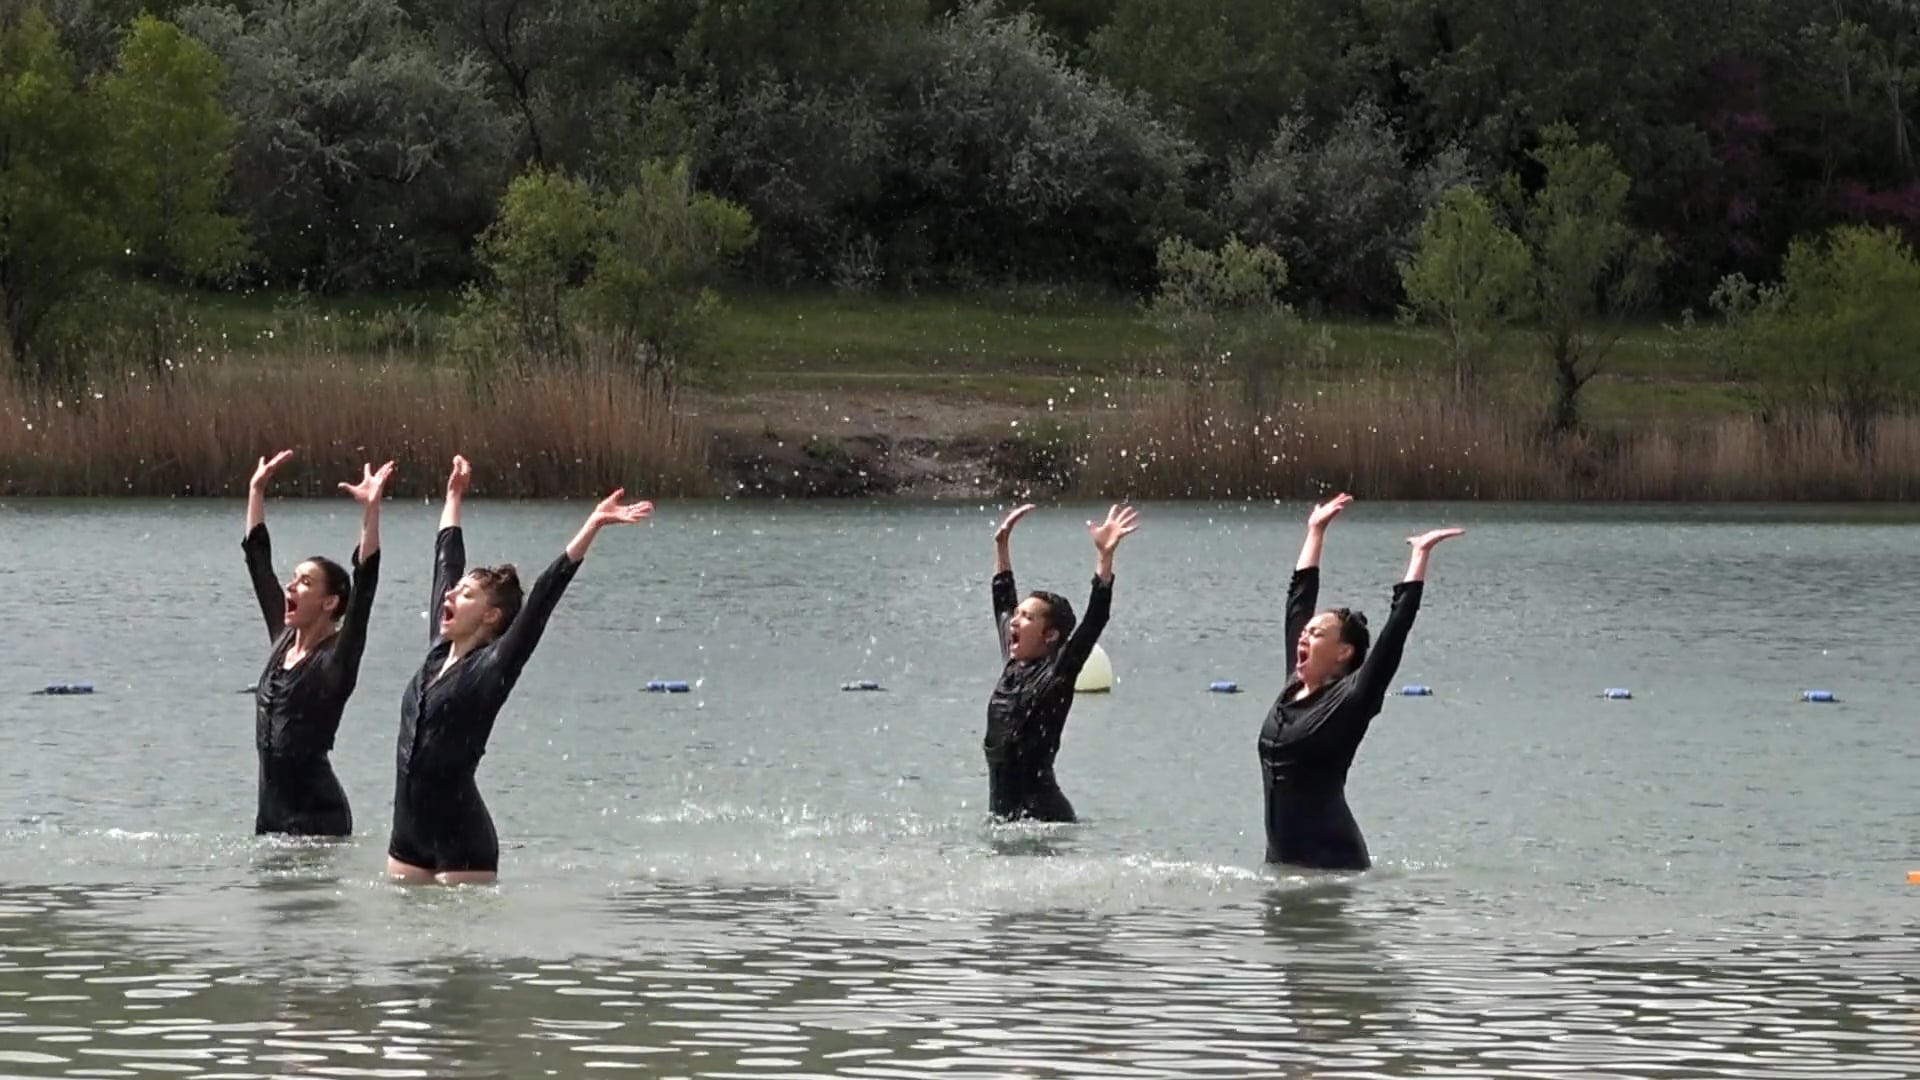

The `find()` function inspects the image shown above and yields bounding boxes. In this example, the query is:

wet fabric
[1257,566,1422,870]
[982,570,1111,822]
[242,523,379,837]
[388,526,577,873]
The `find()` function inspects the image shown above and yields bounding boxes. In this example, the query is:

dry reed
[0,358,712,498]
[1069,378,1920,501]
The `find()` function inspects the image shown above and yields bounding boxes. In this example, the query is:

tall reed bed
[1070,379,1920,501]
[0,359,711,497]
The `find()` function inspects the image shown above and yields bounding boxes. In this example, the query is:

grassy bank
[2,286,1913,501]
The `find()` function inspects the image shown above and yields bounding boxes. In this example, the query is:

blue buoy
[35,682,94,696]
[645,680,690,694]
[1209,681,1240,694]
[1602,688,1632,700]
[1401,685,1432,696]
[1802,689,1836,703]
[842,680,883,692]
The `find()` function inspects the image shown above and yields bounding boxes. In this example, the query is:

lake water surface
[2,498,1918,1078]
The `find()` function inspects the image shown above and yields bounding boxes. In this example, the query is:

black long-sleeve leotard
[982,569,1112,822]
[1257,566,1422,870]
[242,523,379,837]
[388,526,578,873]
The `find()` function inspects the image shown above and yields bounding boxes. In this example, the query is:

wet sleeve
[429,526,466,645]
[992,569,1018,654]
[1054,575,1113,682]
[324,546,380,686]
[488,551,581,684]
[241,522,285,639]
[1284,566,1319,654]
[1348,580,1424,708]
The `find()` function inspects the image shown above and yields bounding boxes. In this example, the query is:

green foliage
[98,15,246,277]
[18,0,1920,339]
[1399,185,1529,395]
[1502,125,1667,433]
[457,160,755,388]
[0,6,238,380]
[469,168,600,361]
[0,7,114,376]
[1089,0,1321,156]
[177,0,512,291]
[1709,225,1920,452]
[577,158,757,383]
[1224,99,1477,314]
[1147,234,1293,410]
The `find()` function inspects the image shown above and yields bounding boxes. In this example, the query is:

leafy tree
[178,0,513,290]
[1148,234,1292,411]
[458,160,754,389]
[1708,224,1920,453]
[1399,184,1529,396]
[0,7,239,379]
[0,7,112,375]
[98,15,246,277]
[1503,125,1667,434]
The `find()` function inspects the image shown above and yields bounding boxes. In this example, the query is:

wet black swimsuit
[1258,566,1422,870]
[242,523,378,837]
[387,526,578,874]
[982,570,1112,823]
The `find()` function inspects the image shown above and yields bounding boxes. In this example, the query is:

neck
[292,621,336,652]
[446,630,488,659]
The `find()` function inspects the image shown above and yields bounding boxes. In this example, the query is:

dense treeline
[5,0,1920,456]
[10,0,1918,303]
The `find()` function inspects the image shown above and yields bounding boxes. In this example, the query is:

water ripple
[3,882,1917,1078]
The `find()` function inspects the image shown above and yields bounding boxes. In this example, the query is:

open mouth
[440,601,455,625]
[284,596,298,620]
[1296,643,1310,667]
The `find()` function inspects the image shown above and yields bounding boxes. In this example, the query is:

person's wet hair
[1334,606,1370,671]
[1030,590,1076,648]
[469,564,523,634]
[307,556,351,618]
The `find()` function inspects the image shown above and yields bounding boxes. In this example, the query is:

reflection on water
[4,877,1917,1078]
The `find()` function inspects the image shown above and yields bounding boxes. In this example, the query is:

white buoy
[1074,643,1114,693]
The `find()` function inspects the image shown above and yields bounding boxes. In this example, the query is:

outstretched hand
[446,454,472,499]
[994,503,1036,542]
[1408,527,1465,551]
[340,460,396,505]
[589,489,654,527]
[251,449,293,490]
[1307,492,1352,529]
[1088,504,1141,554]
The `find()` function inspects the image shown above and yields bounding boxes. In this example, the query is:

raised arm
[991,503,1034,648]
[429,456,472,644]
[1054,504,1138,677]
[326,461,394,680]
[241,450,293,638]
[1287,494,1350,650]
[491,489,653,680]
[1348,527,1463,706]
[339,460,394,560]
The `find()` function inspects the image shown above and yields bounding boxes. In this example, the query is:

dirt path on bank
[690,387,1079,499]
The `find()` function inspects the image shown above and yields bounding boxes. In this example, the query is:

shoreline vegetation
[9,4,1920,503]
[5,289,1920,503]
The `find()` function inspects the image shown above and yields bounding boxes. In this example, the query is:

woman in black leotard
[1259,493,1463,870]
[982,502,1140,823]
[241,449,393,838]
[386,454,653,885]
